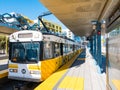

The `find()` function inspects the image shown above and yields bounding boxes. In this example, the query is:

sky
[0,0,67,29]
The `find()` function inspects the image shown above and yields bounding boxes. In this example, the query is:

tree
[0,35,6,54]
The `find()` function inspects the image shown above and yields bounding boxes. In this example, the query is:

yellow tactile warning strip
[77,58,85,60]
[58,76,84,90]
[112,79,120,90]
[34,52,81,90]
[0,69,8,78]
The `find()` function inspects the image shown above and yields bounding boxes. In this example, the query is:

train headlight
[9,69,13,72]
[30,70,40,74]
[9,69,18,73]
[13,69,18,73]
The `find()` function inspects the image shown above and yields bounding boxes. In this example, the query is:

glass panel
[68,44,72,52]
[54,43,60,57]
[25,43,39,61]
[11,42,40,63]
[63,44,68,54]
[12,43,25,61]
[43,42,53,59]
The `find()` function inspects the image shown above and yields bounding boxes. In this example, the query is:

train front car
[8,30,43,82]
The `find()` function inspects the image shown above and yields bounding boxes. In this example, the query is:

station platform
[35,48,106,90]
[0,55,8,79]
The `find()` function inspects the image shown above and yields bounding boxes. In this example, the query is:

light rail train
[8,30,81,82]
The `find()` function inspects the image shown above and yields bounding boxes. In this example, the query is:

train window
[68,44,70,52]
[11,43,25,62]
[68,44,73,52]
[25,43,39,62]
[43,41,53,59]
[11,42,40,63]
[70,45,73,52]
[53,42,60,57]
[63,44,68,54]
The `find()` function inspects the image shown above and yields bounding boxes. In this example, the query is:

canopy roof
[40,0,119,36]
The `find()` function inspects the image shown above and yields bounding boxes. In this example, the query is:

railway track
[0,79,40,90]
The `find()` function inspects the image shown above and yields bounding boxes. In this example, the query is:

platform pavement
[35,48,106,90]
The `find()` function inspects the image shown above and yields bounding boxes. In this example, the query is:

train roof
[42,32,75,42]
[9,30,80,45]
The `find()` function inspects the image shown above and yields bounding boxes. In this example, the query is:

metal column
[96,22,102,68]
[90,36,93,55]
[93,35,96,59]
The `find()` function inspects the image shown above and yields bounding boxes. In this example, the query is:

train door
[53,42,61,69]
[62,43,68,64]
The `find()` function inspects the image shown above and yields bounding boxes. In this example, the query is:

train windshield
[11,42,40,63]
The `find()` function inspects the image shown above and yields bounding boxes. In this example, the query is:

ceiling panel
[40,0,117,36]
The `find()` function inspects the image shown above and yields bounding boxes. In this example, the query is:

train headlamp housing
[9,69,18,73]
[9,69,13,72]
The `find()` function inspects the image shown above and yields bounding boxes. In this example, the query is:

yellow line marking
[0,69,8,78]
[58,76,84,90]
[112,79,120,90]
[77,58,85,60]
[34,51,81,90]
[9,64,18,68]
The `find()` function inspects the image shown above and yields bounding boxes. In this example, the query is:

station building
[39,19,62,34]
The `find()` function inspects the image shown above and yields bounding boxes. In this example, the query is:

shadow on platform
[90,52,106,73]
[56,49,86,73]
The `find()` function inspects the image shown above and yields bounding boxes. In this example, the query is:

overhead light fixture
[91,20,97,25]
[101,20,106,29]
[91,20,97,30]
[92,25,96,30]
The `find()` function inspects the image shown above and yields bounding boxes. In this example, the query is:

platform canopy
[40,0,119,36]
[0,26,17,35]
